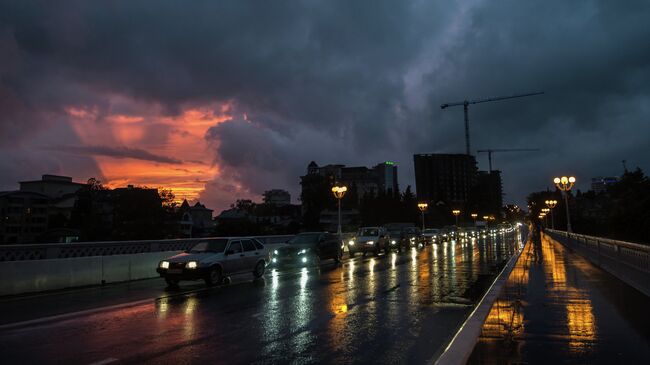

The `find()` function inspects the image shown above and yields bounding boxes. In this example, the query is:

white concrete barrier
[0,251,181,296]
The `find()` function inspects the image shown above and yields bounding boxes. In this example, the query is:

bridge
[0,227,648,364]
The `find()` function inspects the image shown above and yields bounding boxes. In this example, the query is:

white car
[422,228,440,243]
[157,238,267,287]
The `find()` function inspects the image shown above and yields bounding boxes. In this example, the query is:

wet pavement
[0,231,522,365]
[469,231,650,364]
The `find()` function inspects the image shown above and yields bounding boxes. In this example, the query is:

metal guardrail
[0,233,356,262]
[0,235,295,262]
[546,229,650,273]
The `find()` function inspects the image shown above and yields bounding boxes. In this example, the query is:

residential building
[302,161,399,200]
[263,189,291,207]
[19,174,85,199]
[0,191,50,244]
[177,200,215,237]
[413,153,478,208]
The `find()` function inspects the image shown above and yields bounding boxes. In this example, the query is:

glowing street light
[331,184,347,237]
[417,203,428,230]
[554,176,576,232]
[545,199,558,230]
[452,209,461,226]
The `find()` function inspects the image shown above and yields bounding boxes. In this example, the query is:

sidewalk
[468,232,650,364]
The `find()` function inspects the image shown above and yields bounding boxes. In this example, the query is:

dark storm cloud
[1,0,649,208]
[54,145,183,164]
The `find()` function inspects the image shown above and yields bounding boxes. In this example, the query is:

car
[422,228,440,244]
[157,237,267,288]
[348,227,393,256]
[401,227,425,250]
[386,227,405,251]
[270,232,343,267]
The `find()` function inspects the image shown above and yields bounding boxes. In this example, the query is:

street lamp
[331,184,348,238]
[471,213,478,226]
[545,199,557,230]
[417,203,428,231]
[541,208,550,227]
[452,209,461,226]
[553,176,576,232]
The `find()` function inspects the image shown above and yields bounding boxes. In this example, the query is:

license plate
[168,269,182,274]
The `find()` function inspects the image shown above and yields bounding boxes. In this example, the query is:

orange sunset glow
[64,101,232,203]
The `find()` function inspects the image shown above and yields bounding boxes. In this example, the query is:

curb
[433,231,530,365]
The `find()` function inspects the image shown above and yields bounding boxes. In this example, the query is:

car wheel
[349,250,356,258]
[335,250,342,263]
[204,266,222,287]
[253,261,265,278]
[374,246,380,257]
[165,277,179,288]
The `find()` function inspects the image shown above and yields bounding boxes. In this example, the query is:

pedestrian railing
[546,229,650,274]
[0,235,295,262]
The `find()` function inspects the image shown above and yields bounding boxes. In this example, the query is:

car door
[224,240,245,274]
[241,239,259,270]
[323,234,338,259]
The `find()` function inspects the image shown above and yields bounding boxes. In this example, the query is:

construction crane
[477,148,540,172]
[440,92,544,155]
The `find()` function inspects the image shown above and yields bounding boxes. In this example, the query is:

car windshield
[288,233,321,245]
[189,239,228,253]
[359,228,379,236]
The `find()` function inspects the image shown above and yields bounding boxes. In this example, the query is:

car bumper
[269,255,311,267]
[349,243,380,252]
[156,267,210,280]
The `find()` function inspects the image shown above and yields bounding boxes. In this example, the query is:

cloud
[53,145,183,164]
[1,0,650,211]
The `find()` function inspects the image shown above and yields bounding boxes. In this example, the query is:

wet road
[0,231,523,365]
[469,231,650,364]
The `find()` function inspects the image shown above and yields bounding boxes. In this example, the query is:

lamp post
[417,203,428,231]
[553,176,576,233]
[545,199,557,230]
[471,213,478,226]
[452,209,461,226]
[541,208,550,227]
[331,184,348,238]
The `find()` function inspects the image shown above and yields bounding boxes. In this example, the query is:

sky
[1,1,649,212]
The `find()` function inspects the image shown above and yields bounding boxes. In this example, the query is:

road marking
[0,286,213,331]
[88,358,118,365]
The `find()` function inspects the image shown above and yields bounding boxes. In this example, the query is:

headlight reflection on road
[348,260,355,286]
[391,252,397,269]
[411,247,417,269]
[271,268,279,289]
[369,258,376,276]
[300,267,309,290]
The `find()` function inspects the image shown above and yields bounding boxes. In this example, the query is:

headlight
[160,261,169,269]
[298,249,307,254]
[272,258,277,263]
[348,240,355,245]
[274,249,278,255]
[391,240,396,245]
[367,241,374,245]
[301,257,308,263]
[186,261,198,269]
